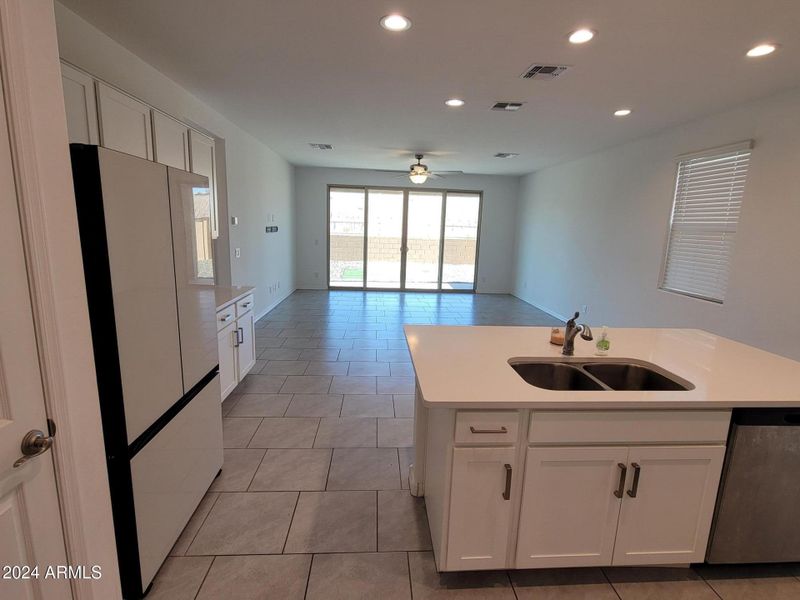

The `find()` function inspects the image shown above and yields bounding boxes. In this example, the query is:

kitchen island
[404,325,800,572]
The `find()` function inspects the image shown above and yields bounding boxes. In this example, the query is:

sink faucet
[562,311,593,356]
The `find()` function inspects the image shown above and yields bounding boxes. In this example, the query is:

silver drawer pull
[220,314,232,322]
[626,463,641,498]
[469,426,508,434]
[502,464,512,500]
[614,462,627,498]
[241,302,252,308]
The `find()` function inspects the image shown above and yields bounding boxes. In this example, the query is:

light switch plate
[231,216,239,226]
[235,248,241,258]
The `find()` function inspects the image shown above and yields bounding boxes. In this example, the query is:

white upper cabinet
[612,445,725,566]
[153,111,190,170]
[61,62,99,144]
[189,130,218,238]
[96,81,154,160]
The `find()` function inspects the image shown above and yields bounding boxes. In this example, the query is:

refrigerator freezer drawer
[130,374,223,589]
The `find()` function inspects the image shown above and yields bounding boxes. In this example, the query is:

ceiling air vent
[494,152,519,159]
[520,64,569,80]
[309,143,333,150]
[491,101,525,112]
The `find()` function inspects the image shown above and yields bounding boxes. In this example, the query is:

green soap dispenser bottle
[595,326,610,356]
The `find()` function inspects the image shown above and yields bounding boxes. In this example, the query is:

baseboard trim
[256,287,296,321]
[511,292,569,323]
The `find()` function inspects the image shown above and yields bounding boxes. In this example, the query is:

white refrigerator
[70,145,223,599]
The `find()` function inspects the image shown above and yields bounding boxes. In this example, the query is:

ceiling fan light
[409,173,428,184]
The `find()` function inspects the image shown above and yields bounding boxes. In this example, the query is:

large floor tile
[285,394,343,417]
[304,361,350,375]
[147,556,213,600]
[338,349,377,362]
[280,375,333,394]
[348,361,391,376]
[510,568,620,600]
[605,567,718,599]
[249,417,320,448]
[378,490,432,550]
[398,447,414,490]
[226,393,290,417]
[187,491,297,555]
[258,348,303,361]
[327,447,401,490]
[209,448,265,492]
[284,491,376,553]
[222,417,261,448]
[282,337,320,349]
[235,373,287,394]
[390,363,415,377]
[408,551,515,599]
[196,555,310,600]
[314,417,377,447]
[306,552,410,600]
[171,492,219,556]
[377,349,411,362]
[330,376,378,394]
[299,348,340,361]
[221,394,240,417]
[378,418,414,447]
[249,448,332,491]
[377,376,415,394]
[341,394,395,417]
[262,360,310,375]
[696,564,800,600]
[393,394,414,417]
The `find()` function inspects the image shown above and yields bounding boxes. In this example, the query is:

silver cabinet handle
[13,429,55,469]
[626,463,641,498]
[469,426,508,434]
[502,464,512,500]
[220,314,232,322]
[241,302,252,308]
[233,329,239,348]
[237,327,244,344]
[614,462,627,498]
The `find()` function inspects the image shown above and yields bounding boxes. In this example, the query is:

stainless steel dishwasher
[706,408,800,563]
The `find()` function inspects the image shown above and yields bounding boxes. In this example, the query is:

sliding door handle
[626,463,641,498]
[614,462,627,498]
[502,464,512,500]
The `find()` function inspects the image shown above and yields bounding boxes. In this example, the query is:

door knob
[13,429,55,469]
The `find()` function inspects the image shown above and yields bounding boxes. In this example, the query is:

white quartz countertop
[404,326,800,409]
[215,286,254,311]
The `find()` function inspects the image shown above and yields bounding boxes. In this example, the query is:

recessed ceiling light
[614,108,632,117]
[380,14,411,32]
[445,98,465,107]
[746,43,778,57]
[494,152,519,159]
[568,28,595,44]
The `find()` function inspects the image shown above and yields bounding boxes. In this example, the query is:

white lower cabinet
[236,310,256,380]
[612,445,725,565]
[515,444,725,569]
[446,446,516,570]
[217,321,238,399]
[516,446,628,568]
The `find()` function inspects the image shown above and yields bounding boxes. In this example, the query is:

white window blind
[660,141,752,303]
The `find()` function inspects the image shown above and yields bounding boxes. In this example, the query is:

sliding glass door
[328,186,481,291]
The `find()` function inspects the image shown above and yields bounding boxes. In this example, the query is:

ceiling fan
[374,154,463,184]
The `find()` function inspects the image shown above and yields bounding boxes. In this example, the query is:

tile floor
[150,290,800,599]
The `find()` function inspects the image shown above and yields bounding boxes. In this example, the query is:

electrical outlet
[234,248,241,258]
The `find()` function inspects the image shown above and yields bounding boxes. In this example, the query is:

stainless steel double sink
[508,357,694,391]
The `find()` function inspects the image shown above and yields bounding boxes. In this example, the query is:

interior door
[612,445,725,566]
[516,446,628,568]
[0,75,71,599]
[405,191,444,290]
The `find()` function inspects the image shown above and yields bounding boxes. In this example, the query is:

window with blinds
[660,141,752,303]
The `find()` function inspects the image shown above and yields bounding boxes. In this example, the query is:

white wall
[294,166,520,293]
[54,3,295,317]
[513,86,800,360]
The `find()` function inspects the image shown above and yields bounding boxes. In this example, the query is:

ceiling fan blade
[371,169,407,173]
[430,170,464,175]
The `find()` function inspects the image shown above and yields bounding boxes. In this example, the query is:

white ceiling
[60,0,800,175]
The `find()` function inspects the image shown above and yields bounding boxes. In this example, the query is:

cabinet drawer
[236,294,254,316]
[216,305,235,331]
[529,410,731,445]
[455,411,519,444]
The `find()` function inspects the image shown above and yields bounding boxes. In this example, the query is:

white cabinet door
[96,82,153,160]
[217,321,238,400]
[236,310,256,380]
[153,111,189,170]
[60,62,99,144]
[189,130,218,238]
[613,445,725,566]
[516,446,628,568]
[446,446,516,570]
